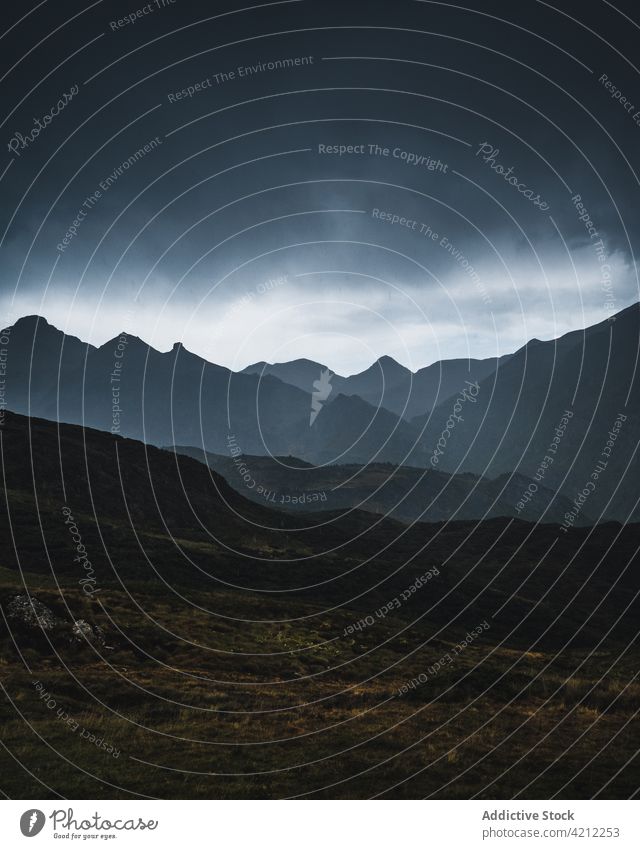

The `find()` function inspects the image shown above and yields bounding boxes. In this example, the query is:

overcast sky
[1,0,639,374]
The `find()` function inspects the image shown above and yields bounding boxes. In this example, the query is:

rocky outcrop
[6,594,57,630]
[71,619,106,646]
[4,594,107,649]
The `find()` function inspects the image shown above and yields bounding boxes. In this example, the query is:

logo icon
[20,810,45,837]
[310,368,333,425]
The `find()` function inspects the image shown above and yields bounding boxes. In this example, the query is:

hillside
[169,445,590,526]
[2,305,638,525]
[0,411,639,798]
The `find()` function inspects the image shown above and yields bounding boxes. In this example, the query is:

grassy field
[1,413,639,799]
[2,565,639,799]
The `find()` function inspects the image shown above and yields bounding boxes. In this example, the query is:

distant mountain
[1,315,430,465]
[286,392,421,466]
[401,355,511,419]
[2,304,638,523]
[243,352,508,420]
[413,303,640,523]
[332,354,510,421]
[338,355,411,415]
[242,358,343,394]
[0,315,91,418]
[1,315,310,456]
[169,445,590,526]
[0,315,438,466]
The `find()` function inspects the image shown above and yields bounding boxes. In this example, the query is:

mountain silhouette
[2,316,310,456]
[243,351,508,420]
[413,304,640,522]
[242,358,341,394]
[2,304,637,522]
[169,444,590,526]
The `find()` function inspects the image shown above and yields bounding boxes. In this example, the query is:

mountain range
[168,445,590,527]
[1,302,638,522]
[241,352,508,420]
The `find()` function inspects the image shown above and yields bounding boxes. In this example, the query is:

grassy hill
[168,445,590,526]
[1,412,639,799]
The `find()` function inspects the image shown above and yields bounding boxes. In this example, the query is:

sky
[1,0,639,374]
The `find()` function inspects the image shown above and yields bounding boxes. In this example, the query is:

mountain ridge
[2,303,638,521]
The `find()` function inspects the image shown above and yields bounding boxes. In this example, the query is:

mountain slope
[2,305,638,523]
[414,304,640,522]
[2,411,640,800]
[2,316,311,456]
[241,358,344,394]
[169,444,591,526]
[243,352,507,420]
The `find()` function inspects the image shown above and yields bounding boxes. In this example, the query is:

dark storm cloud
[1,0,639,371]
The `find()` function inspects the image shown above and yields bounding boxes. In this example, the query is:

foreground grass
[1,578,638,799]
